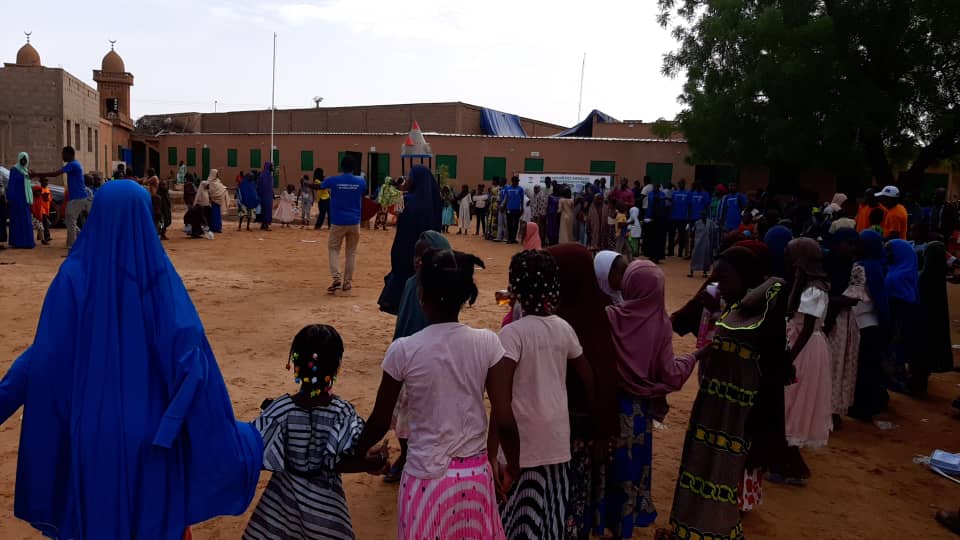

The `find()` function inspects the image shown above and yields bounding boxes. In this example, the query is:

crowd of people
[1,150,959,539]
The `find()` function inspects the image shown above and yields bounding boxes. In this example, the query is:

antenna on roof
[24,31,32,43]
[313,96,324,108]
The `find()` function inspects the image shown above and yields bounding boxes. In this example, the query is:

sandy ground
[0,217,959,540]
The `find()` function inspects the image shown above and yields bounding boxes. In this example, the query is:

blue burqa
[377,165,442,314]
[763,225,793,279]
[239,174,261,210]
[885,239,919,304]
[257,162,274,224]
[392,231,451,339]
[0,180,263,539]
[7,153,35,249]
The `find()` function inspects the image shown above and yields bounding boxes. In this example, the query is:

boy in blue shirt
[502,176,525,244]
[668,179,692,257]
[320,155,366,293]
[32,146,89,249]
[717,182,748,232]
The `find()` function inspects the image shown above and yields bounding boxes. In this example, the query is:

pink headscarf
[523,222,542,250]
[605,260,686,399]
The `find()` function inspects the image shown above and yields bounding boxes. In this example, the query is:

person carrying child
[354,249,521,540]
[496,250,593,540]
[243,325,389,540]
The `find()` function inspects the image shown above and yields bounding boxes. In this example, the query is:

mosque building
[0,35,133,175]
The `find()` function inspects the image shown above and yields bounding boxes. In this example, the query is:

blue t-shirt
[64,160,86,201]
[670,189,691,221]
[690,191,711,220]
[321,173,366,226]
[721,193,747,231]
[503,185,524,211]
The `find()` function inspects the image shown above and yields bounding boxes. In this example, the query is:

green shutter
[590,160,616,174]
[272,148,280,166]
[482,157,507,181]
[201,147,211,179]
[377,153,390,184]
[186,147,197,167]
[645,162,674,185]
[167,147,178,166]
[300,150,314,171]
[227,148,238,167]
[250,149,262,168]
[437,155,458,179]
[524,158,544,172]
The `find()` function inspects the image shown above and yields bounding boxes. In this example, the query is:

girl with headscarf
[377,165,442,315]
[522,221,542,250]
[256,163,275,230]
[848,230,890,419]
[822,227,861,426]
[384,230,452,483]
[914,241,951,393]
[497,250,592,540]
[594,250,627,304]
[782,238,833,471]
[763,225,794,279]
[546,244,620,539]
[7,152,35,248]
[604,260,699,537]
[206,169,228,233]
[663,247,788,539]
[587,195,604,250]
[0,180,262,539]
[885,239,920,393]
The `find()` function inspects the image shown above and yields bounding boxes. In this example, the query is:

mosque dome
[16,42,41,67]
[101,49,125,73]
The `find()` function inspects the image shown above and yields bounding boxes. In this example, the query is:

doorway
[367,152,390,197]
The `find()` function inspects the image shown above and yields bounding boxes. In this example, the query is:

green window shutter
[377,153,390,183]
[250,149,262,168]
[167,147,178,166]
[436,155,458,179]
[201,147,211,179]
[645,162,674,185]
[590,160,616,174]
[272,148,280,166]
[186,147,197,167]
[524,158,544,172]
[300,150,314,171]
[482,157,507,181]
[227,148,238,167]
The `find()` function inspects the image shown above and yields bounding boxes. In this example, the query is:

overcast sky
[4,0,685,128]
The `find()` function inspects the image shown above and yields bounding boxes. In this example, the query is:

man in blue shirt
[717,182,748,232]
[502,176,525,244]
[320,155,366,293]
[32,146,89,249]
[668,179,692,257]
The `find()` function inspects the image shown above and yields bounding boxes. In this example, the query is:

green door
[201,147,210,180]
[645,162,674,186]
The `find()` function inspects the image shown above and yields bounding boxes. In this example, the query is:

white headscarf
[594,250,624,304]
[206,169,228,207]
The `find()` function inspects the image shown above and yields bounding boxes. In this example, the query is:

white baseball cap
[878,185,900,198]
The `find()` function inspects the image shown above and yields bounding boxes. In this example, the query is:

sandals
[341,282,353,293]
[383,462,403,484]
[936,509,960,535]
[327,280,342,293]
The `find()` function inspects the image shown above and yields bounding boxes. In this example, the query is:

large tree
[657,0,960,191]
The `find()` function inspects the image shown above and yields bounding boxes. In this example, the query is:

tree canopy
[657,0,960,191]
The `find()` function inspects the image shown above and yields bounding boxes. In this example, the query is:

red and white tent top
[401,120,433,158]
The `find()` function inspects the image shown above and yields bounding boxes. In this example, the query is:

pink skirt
[785,321,833,448]
[397,454,505,540]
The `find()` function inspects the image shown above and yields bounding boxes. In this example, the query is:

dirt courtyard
[0,220,958,539]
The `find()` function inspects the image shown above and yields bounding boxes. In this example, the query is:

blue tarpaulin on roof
[480,108,528,137]
[554,109,619,137]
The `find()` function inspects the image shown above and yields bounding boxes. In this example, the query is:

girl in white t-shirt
[496,250,593,540]
[354,249,520,540]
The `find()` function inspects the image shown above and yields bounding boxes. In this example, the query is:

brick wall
[61,71,102,173]
[0,66,64,172]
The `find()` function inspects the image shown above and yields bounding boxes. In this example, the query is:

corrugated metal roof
[158,131,688,144]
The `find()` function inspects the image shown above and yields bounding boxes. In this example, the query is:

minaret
[93,40,134,131]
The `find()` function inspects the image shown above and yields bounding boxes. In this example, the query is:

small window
[482,156,506,181]
[645,162,674,185]
[87,127,93,152]
[75,124,81,151]
[167,147,178,166]
[300,150,314,171]
[186,147,197,167]
[66,120,72,146]
[524,158,544,172]
[227,148,238,167]
[436,155,458,179]
[250,149,262,169]
[590,160,616,174]
[117,145,122,160]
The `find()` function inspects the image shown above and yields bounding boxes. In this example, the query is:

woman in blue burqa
[377,165,442,314]
[256,162,275,230]
[7,152,35,248]
[0,180,263,539]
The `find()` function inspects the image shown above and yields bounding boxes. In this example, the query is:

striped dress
[243,395,364,540]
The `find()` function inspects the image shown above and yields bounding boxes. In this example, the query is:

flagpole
[270,32,277,162]
[577,52,586,121]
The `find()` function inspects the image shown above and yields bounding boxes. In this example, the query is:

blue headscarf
[393,231,451,339]
[257,162,274,223]
[378,165,442,314]
[885,238,919,304]
[858,230,890,326]
[763,225,794,279]
[0,181,262,539]
[239,173,261,209]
